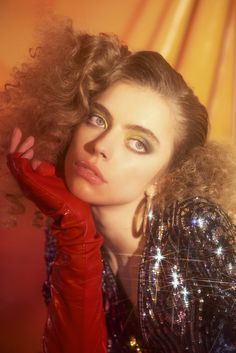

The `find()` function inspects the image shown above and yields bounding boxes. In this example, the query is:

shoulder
[152,196,236,266]
[175,196,233,221]
[143,197,236,351]
[162,196,236,244]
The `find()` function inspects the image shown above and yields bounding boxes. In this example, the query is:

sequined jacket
[43,197,236,353]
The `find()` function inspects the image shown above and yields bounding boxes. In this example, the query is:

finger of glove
[7,153,63,215]
[34,160,55,176]
[7,152,31,179]
[8,153,55,177]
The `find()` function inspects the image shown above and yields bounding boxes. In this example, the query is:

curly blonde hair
[1,17,236,224]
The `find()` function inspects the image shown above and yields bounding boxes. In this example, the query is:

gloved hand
[7,151,97,242]
[7,128,107,353]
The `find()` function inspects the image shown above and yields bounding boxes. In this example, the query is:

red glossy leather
[7,153,107,353]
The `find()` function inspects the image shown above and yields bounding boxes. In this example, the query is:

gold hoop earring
[143,184,157,235]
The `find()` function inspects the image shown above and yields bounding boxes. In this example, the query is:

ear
[144,183,157,198]
[144,166,169,198]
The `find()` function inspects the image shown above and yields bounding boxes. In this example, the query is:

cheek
[109,160,160,196]
[114,150,172,197]
[64,140,81,192]
[64,144,75,175]
[64,129,86,171]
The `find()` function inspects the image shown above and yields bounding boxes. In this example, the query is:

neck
[91,197,145,257]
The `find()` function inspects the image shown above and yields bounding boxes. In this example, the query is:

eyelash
[86,113,151,154]
[86,114,108,129]
[127,138,150,154]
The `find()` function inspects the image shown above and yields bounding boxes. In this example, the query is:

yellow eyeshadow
[125,131,147,140]
[125,130,154,153]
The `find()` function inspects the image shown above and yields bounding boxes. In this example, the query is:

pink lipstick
[74,160,107,185]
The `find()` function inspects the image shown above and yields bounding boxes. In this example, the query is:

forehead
[94,82,178,140]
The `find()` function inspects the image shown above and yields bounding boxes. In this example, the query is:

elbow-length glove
[7,153,107,353]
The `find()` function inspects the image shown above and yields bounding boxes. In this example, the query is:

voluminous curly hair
[1,17,236,224]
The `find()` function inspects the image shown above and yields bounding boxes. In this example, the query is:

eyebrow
[91,101,160,144]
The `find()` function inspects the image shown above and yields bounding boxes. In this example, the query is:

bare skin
[63,83,177,305]
[9,84,177,307]
[9,127,143,306]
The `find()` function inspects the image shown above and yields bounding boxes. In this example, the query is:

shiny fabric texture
[102,197,236,353]
[7,153,107,353]
[44,197,236,353]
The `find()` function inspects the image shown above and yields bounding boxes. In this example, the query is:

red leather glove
[7,152,107,353]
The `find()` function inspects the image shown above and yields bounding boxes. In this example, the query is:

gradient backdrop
[0,1,235,352]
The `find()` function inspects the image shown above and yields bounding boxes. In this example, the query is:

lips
[74,160,107,185]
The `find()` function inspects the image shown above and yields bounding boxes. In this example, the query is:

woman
[3,19,236,353]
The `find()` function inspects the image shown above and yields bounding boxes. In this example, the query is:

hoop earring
[143,184,156,235]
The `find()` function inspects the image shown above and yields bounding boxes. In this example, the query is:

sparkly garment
[43,197,236,353]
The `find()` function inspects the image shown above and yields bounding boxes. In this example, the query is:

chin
[68,186,92,203]
[66,179,144,207]
[66,180,99,204]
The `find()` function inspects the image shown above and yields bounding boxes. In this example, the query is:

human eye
[87,114,108,129]
[127,137,150,154]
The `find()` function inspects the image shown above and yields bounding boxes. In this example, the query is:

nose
[92,129,118,160]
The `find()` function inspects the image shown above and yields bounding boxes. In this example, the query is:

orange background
[0,1,235,352]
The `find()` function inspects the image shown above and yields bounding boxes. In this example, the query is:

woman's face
[65,82,178,206]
